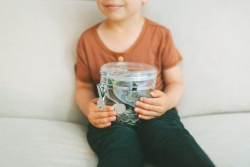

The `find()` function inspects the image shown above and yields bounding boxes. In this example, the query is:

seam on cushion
[0,116,87,126]
[180,111,250,119]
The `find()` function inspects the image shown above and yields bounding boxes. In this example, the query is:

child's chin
[107,16,130,22]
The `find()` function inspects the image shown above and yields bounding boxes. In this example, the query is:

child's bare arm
[162,64,184,109]
[134,65,184,120]
[75,79,116,128]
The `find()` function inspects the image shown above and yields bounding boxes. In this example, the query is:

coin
[113,104,126,115]
[130,113,139,122]
[120,113,130,122]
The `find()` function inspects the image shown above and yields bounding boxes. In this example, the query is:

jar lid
[100,62,157,81]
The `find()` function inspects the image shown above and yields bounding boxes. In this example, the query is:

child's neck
[97,14,146,53]
[104,15,145,32]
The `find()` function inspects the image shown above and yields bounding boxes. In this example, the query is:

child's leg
[136,108,215,167]
[87,123,144,167]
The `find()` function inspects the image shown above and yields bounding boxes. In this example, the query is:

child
[75,0,215,166]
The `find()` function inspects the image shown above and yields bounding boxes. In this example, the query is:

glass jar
[97,62,157,126]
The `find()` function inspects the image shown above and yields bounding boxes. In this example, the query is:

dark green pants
[87,108,215,167]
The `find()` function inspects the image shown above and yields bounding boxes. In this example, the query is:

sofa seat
[1,113,249,167]
[0,118,155,167]
[0,118,97,167]
[182,112,250,167]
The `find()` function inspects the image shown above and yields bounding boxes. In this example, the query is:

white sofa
[1,1,250,167]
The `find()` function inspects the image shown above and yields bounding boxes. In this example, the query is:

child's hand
[87,98,117,128]
[134,90,171,120]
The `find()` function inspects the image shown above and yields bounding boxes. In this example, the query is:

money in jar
[96,62,157,126]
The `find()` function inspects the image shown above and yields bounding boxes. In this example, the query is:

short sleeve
[74,37,92,83]
[161,31,182,69]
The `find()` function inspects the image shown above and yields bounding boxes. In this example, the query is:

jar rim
[100,62,157,79]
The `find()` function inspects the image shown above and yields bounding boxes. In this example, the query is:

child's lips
[104,4,124,10]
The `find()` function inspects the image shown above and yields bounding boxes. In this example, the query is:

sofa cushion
[181,112,250,167]
[0,118,155,167]
[0,118,97,167]
[1,114,250,167]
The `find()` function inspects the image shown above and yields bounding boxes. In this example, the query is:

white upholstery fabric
[1,114,250,167]
[0,118,154,167]
[0,118,97,167]
[182,113,250,167]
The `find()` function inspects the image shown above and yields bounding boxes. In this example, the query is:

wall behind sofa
[142,0,250,116]
[0,1,103,124]
[0,0,250,124]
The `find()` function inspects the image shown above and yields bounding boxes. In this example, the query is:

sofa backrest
[1,1,250,125]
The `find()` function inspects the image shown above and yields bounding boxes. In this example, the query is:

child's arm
[134,65,183,120]
[75,79,116,128]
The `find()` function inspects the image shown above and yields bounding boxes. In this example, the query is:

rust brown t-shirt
[75,18,182,92]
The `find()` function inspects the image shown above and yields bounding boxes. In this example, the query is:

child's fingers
[135,101,160,111]
[93,111,117,119]
[139,97,161,106]
[135,99,167,116]
[134,107,160,117]
[92,116,116,126]
[88,104,116,118]
[103,106,114,112]
[150,90,164,98]
[138,97,162,106]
